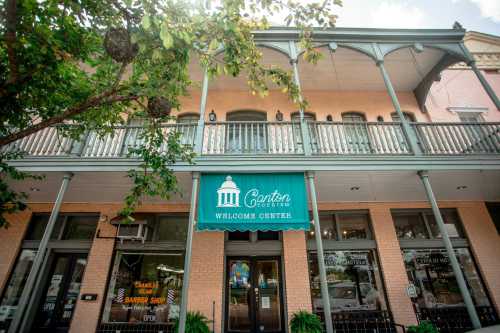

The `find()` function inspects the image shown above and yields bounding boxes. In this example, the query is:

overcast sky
[332,0,500,35]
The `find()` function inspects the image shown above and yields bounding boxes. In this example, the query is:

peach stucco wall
[175,89,429,123]
[426,69,500,122]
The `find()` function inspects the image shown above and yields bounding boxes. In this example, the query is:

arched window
[391,112,415,122]
[177,113,200,123]
[342,112,366,122]
[226,110,267,121]
[291,112,316,122]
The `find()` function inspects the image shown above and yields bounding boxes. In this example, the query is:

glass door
[226,257,284,333]
[32,253,87,333]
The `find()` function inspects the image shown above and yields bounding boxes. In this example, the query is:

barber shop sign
[197,173,309,231]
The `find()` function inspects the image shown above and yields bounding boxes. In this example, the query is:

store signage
[81,293,98,301]
[416,255,450,265]
[198,173,309,231]
[406,283,418,298]
[325,253,368,267]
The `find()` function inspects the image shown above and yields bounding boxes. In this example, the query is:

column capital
[289,57,298,65]
[192,172,200,180]
[417,170,429,178]
[63,172,74,180]
[305,171,315,179]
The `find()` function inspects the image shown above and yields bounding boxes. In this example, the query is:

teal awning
[197,173,309,231]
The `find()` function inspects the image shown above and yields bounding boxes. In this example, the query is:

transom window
[291,112,316,121]
[391,112,415,122]
[457,112,484,123]
[25,214,99,241]
[176,113,199,123]
[342,112,366,122]
[307,211,373,241]
[391,209,465,239]
[226,110,267,121]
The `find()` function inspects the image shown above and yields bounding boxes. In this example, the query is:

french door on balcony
[225,257,284,333]
[226,111,268,154]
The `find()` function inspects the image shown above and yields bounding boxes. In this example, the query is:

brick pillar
[369,205,418,326]
[188,231,224,333]
[69,209,117,333]
[0,210,31,294]
[282,231,312,327]
[458,202,500,313]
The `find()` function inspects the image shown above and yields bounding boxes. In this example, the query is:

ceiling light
[456,185,468,190]
[350,186,360,191]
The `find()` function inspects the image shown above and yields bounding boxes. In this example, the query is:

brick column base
[282,231,312,328]
[188,231,225,333]
[69,210,117,333]
[369,205,418,327]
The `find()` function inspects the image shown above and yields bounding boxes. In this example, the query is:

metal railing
[416,306,499,333]
[412,122,500,155]
[2,121,500,158]
[316,310,397,333]
[202,121,303,155]
[309,121,411,155]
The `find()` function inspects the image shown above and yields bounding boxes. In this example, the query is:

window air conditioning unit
[111,219,149,244]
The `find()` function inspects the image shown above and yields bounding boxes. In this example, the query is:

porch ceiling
[9,170,500,206]
[187,45,446,93]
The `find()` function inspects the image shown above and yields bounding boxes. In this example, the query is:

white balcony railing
[202,121,303,155]
[2,121,499,159]
[309,122,411,155]
[412,122,500,155]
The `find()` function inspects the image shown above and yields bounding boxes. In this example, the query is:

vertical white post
[418,170,481,329]
[306,172,334,333]
[178,172,200,333]
[195,69,209,154]
[289,41,312,156]
[9,172,73,333]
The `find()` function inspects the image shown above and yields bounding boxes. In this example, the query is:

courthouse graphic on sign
[217,176,240,208]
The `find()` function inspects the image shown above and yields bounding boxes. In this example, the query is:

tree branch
[0,92,139,147]
[4,0,19,84]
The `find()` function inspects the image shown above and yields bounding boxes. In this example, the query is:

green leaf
[161,32,174,49]
[141,15,151,30]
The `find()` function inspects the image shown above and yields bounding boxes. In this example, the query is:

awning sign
[197,173,309,231]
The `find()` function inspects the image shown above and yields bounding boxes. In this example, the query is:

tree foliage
[0,0,341,225]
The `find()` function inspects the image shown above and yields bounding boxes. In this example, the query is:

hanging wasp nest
[104,28,138,63]
[147,97,172,118]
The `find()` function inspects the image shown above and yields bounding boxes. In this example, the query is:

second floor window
[308,211,373,241]
[25,214,99,241]
[391,112,415,122]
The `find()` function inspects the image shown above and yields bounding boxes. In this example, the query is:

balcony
[3,121,500,159]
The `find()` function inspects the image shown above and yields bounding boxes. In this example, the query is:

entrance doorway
[31,253,87,333]
[225,257,284,333]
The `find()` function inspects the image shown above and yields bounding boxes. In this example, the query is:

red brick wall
[282,230,312,327]
[458,202,500,313]
[0,210,31,295]
[369,204,418,326]
[188,231,225,333]
[69,208,117,333]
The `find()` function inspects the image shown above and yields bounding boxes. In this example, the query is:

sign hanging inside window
[198,173,309,231]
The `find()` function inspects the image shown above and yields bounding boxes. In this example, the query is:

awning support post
[306,172,333,333]
[418,170,481,329]
[178,172,200,333]
[194,69,209,154]
[9,172,73,333]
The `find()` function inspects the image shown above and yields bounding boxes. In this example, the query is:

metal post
[194,69,209,154]
[470,62,500,111]
[289,41,312,156]
[418,170,481,329]
[178,172,200,333]
[377,60,422,155]
[8,172,73,333]
[306,172,333,333]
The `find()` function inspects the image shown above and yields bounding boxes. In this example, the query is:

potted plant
[290,311,323,333]
[407,321,438,333]
[174,311,211,333]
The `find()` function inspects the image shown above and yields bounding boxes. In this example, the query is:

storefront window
[392,210,464,239]
[0,250,37,331]
[308,251,386,313]
[156,216,188,241]
[103,253,184,324]
[403,248,490,309]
